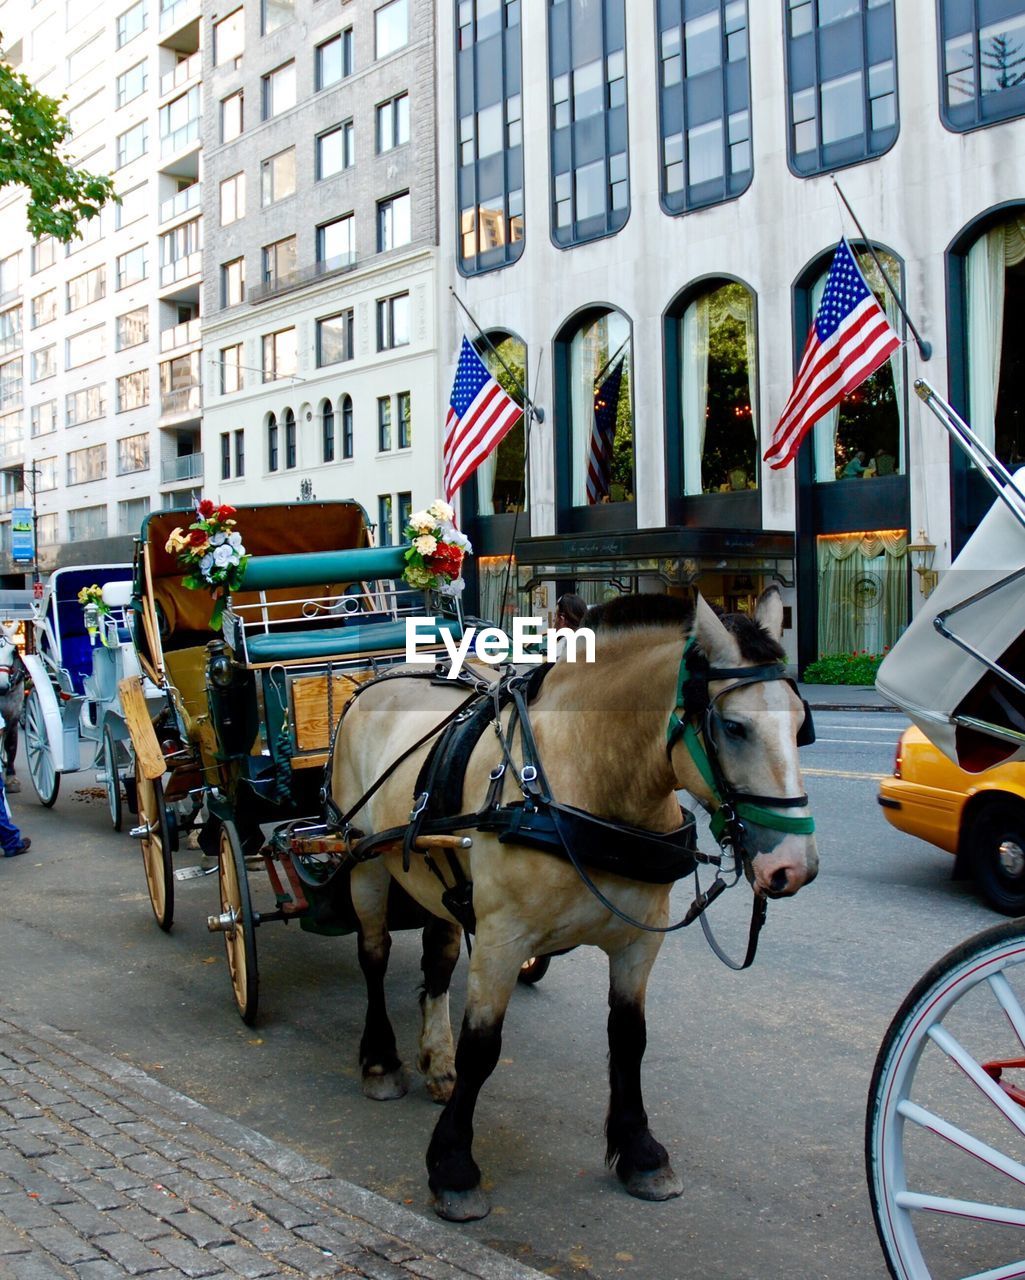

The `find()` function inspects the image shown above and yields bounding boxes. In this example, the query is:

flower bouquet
[165,499,249,629]
[77,584,109,644]
[402,499,472,596]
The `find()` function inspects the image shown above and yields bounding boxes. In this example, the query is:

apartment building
[440,0,1025,665]
[0,0,206,577]
[200,0,439,546]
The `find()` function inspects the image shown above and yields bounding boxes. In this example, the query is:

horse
[331,587,818,1221]
[0,629,26,793]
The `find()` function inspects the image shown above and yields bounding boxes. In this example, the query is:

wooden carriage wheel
[218,819,259,1026]
[135,773,174,931]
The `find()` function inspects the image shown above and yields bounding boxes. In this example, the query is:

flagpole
[449,288,544,425]
[831,177,932,360]
[593,337,629,387]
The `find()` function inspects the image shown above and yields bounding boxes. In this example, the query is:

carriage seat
[238,546,410,592]
[244,615,461,663]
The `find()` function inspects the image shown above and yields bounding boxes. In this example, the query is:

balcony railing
[159,182,201,225]
[160,117,200,157]
[159,0,200,33]
[160,51,200,99]
[161,452,204,484]
[248,253,358,304]
[159,252,201,288]
[159,318,200,353]
[159,385,201,418]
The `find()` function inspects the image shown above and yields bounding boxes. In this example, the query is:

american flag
[764,238,901,470]
[586,357,625,503]
[443,336,523,501]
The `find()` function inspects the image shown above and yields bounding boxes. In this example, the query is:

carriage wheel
[518,955,552,985]
[218,819,259,1026]
[102,725,123,833]
[867,918,1025,1280]
[23,688,59,808]
[135,773,173,931]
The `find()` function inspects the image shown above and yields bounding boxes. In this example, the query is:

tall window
[116,0,147,48]
[220,173,246,225]
[376,0,408,58]
[559,307,633,508]
[322,400,335,462]
[378,397,392,450]
[117,432,149,473]
[116,246,147,289]
[221,343,243,393]
[67,444,106,485]
[963,215,1025,468]
[116,370,149,413]
[31,346,55,382]
[31,401,57,437]
[221,432,231,481]
[116,60,147,108]
[222,257,246,306]
[116,120,148,167]
[0,359,21,408]
[0,307,21,353]
[261,148,296,205]
[284,408,296,468]
[473,332,527,514]
[377,192,411,250]
[676,280,758,495]
[31,291,55,329]
[397,391,411,448]
[549,0,629,246]
[30,240,51,274]
[316,121,354,178]
[457,0,524,274]
[397,491,412,534]
[262,0,294,34]
[262,328,297,382]
[378,494,394,545]
[221,90,244,142]
[317,310,354,366]
[268,414,279,471]
[941,1,1025,130]
[785,0,898,176]
[262,62,296,119]
[377,293,410,350]
[317,30,353,88]
[376,93,409,152]
[235,430,245,477]
[317,216,355,270]
[116,183,148,229]
[262,236,297,288]
[657,0,751,213]
[214,8,245,66]
[341,395,353,458]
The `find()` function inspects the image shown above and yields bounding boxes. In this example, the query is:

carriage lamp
[908,530,938,598]
[83,602,100,644]
[207,642,235,689]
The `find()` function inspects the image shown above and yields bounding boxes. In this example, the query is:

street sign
[11,508,34,565]
[32,580,43,600]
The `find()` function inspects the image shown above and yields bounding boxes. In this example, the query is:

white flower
[440,523,472,553]
[428,499,455,522]
[407,510,435,534]
[439,576,465,597]
[199,553,214,574]
[213,544,234,568]
[413,534,438,556]
[228,531,243,549]
[209,532,227,547]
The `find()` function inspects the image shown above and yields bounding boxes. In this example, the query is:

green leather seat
[244,616,461,663]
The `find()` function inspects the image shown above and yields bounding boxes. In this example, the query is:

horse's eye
[721,718,746,741]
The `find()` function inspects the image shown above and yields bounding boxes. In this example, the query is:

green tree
[0,44,116,242]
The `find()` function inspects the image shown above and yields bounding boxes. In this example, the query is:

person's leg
[0,773,25,855]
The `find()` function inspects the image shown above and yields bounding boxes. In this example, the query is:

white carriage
[22,565,163,829]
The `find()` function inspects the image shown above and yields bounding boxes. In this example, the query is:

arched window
[963,213,1025,466]
[473,332,527,514]
[548,0,629,246]
[804,246,905,483]
[558,307,634,510]
[656,0,752,213]
[341,394,353,458]
[456,0,525,274]
[676,279,758,494]
[284,408,296,469]
[785,0,898,176]
[267,412,278,472]
[939,2,1025,131]
[321,398,335,462]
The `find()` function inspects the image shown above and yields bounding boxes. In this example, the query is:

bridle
[666,638,816,851]
[0,644,25,695]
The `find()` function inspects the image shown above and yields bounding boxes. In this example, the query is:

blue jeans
[0,773,24,854]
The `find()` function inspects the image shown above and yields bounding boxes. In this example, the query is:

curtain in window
[817,530,907,656]
[477,557,515,626]
[682,296,710,495]
[966,220,1025,450]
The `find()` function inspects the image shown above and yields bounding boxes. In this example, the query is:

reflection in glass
[567,310,633,506]
[476,334,527,515]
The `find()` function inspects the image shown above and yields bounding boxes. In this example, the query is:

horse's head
[668,587,818,898]
[0,632,20,694]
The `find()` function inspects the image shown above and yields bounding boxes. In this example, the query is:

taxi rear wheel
[968,798,1025,916]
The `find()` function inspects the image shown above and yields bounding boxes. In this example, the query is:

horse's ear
[754,584,784,642]
[694,593,741,666]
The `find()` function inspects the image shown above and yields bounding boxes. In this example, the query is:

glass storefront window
[565,308,633,506]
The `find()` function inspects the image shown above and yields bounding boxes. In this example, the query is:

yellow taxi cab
[878,725,1025,914]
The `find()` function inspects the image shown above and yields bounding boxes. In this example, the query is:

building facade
[199,0,440,545]
[439,0,1025,666]
[0,0,205,576]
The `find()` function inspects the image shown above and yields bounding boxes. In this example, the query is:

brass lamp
[907,530,938,598]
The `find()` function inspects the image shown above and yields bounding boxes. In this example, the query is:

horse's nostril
[770,868,789,894]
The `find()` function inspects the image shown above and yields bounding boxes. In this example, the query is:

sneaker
[4,838,30,857]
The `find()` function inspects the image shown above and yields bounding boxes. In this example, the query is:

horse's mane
[585,592,785,665]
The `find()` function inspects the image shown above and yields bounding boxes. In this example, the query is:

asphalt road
[0,710,1002,1280]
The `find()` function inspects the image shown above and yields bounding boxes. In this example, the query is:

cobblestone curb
[0,1012,546,1280]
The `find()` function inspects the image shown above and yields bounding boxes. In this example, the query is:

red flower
[197,498,216,517]
[216,504,236,521]
[426,542,464,579]
[187,528,209,548]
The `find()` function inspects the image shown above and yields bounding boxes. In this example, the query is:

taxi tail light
[893,738,903,779]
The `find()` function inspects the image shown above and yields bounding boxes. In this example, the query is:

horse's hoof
[621,1164,683,1201]
[424,1072,455,1105]
[361,1067,407,1101]
[433,1185,490,1221]
[5,777,20,793]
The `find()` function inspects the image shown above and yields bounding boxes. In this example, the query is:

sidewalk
[0,1013,545,1280]
[797,682,899,713]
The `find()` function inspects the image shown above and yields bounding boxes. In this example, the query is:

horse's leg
[417,915,462,1103]
[426,938,521,1221]
[605,938,682,1201]
[6,714,18,778]
[351,862,406,1101]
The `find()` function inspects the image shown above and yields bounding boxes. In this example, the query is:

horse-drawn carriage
[21,565,160,829]
[120,500,466,1015]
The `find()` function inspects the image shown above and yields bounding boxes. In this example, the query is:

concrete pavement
[797,682,899,712]
[0,1012,545,1280]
